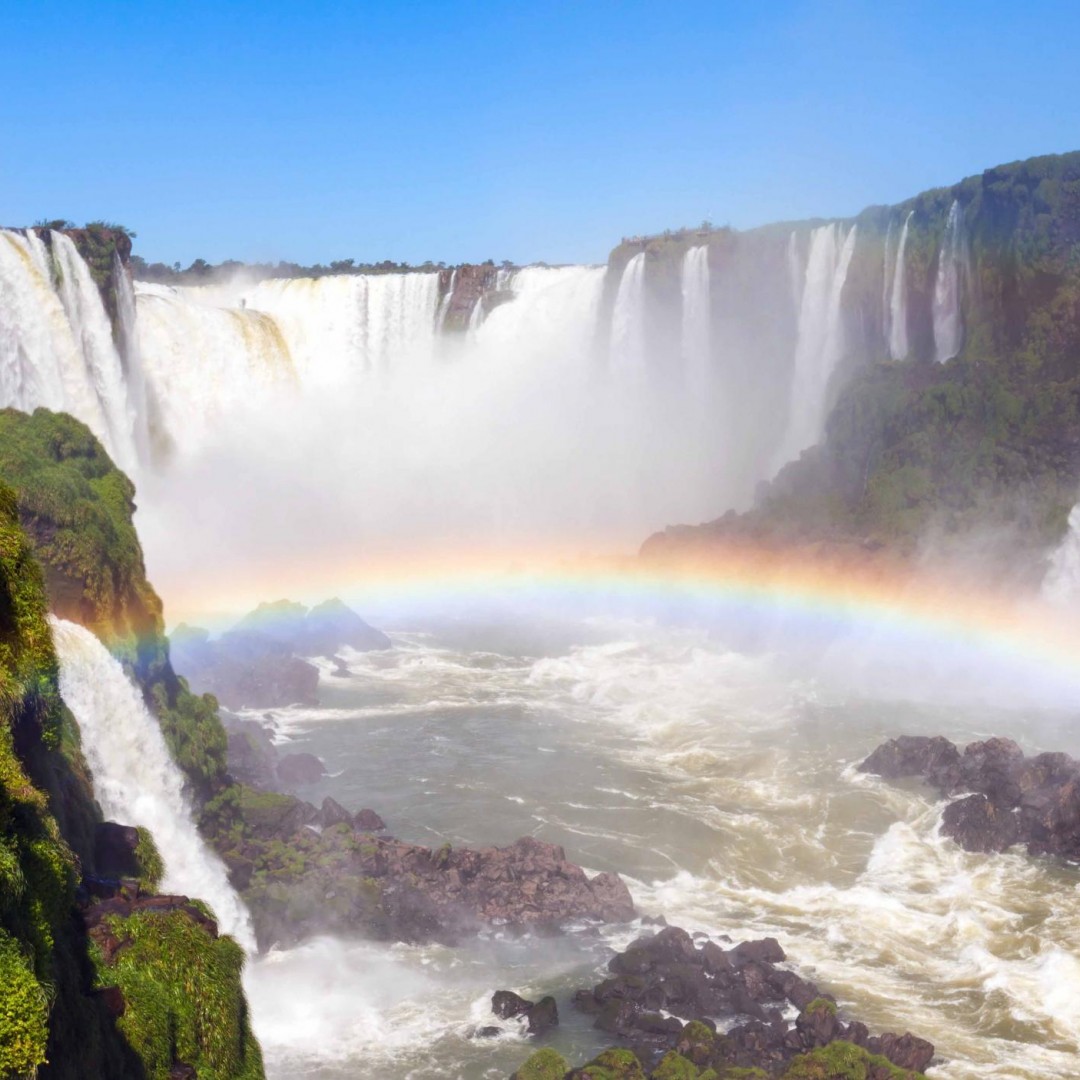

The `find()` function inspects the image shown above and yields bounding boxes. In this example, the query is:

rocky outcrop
[171,597,390,710]
[509,925,933,1078]
[860,735,1080,858]
[438,263,516,332]
[492,990,560,1035]
[170,623,320,709]
[222,798,635,948]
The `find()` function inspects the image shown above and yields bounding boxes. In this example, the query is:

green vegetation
[780,1041,918,1079]
[134,827,164,892]
[803,999,838,1017]
[89,908,263,1080]
[572,1048,647,1080]
[512,1048,570,1080]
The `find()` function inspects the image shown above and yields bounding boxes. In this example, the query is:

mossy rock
[91,907,264,1080]
[781,1041,921,1079]
[572,1048,647,1080]
[651,1051,701,1080]
[512,1047,571,1080]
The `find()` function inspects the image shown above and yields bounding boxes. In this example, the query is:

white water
[680,246,711,394]
[888,211,913,360]
[774,223,858,469]
[243,615,1080,1080]
[50,616,256,951]
[609,252,646,377]
[933,201,965,363]
[0,229,140,470]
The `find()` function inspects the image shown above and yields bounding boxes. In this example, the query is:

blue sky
[3,1,1077,266]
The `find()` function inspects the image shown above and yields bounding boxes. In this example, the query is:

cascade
[786,231,804,310]
[933,200,964,362]
[680,246,711,392]
[609,252,647,376]
[51,617,256,951]
[435,268,456,330]
[467,294,485,337]
[888,212,913,359]
[0,228,140,470]
[881,221,894,344]
[773,223,857,470]
[1043,504,1080,606]
[113,251,152,461]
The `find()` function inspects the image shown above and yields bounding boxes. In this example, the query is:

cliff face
[0,480,262,1079]
[640,151,1080,571]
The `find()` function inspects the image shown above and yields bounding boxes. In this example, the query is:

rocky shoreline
[506,923,934,1079]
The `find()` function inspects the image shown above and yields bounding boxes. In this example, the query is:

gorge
[2,149,1080,1080]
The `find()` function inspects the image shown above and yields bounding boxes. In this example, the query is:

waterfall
[113,251,152,461]
[0,229,140,470]
[680,246,711,392]
[51,617,256,952]
[435,268,456,330]
[888,212,913,360]
[773,223,858,469]
[467,294,485,337]
[1043,504,1080,606]
[933,201,964,362]
[786,231,803,311]
[881,221,894,345]
[609,252,647,376]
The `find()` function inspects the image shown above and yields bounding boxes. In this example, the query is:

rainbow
[161,538,1080,695]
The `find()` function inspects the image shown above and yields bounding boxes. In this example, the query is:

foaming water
[244,613,1080,1079]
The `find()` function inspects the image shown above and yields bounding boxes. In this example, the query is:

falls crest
[50,616,255,951]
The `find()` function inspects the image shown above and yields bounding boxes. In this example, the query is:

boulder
[493,990,533,1020]
[94,822,141,879]
[353,807,387,832]
[276,753,327,787]
[863,734,1080,861]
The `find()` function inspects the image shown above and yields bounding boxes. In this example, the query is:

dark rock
[527,996,559,1035]
[319,796,353,828]
[94,985,125,1018]
[276,752,326,786]
[877,1031,935,1072]
[492,990,533,1020]
[865,733,1080,861]
[93,822,141,879]
[223,718,279,788]
[571,924,933,1076]
[473,1026,501,1039]
[353,807,387,832]
[168,1064,197,1080]
[941,794,1020,852]
[858,735,961,792]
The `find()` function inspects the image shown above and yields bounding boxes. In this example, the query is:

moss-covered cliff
[641,151,1080,569]
[0,478,262,1079]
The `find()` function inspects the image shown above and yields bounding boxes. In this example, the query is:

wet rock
[527,996,559,1035]
[319,796,353,828]
[858,735,961,791]
[276,752,327,786]
[93,822,141,879]
[570,925,933,1076]
[474,1026,502,1039]
[353,807,387,832]
[863,734,1080,861]
[941,794,1020,852]
[493,990,534,1020]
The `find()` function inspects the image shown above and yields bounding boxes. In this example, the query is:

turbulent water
[238,612,1080,1080]
[50,617,256,951]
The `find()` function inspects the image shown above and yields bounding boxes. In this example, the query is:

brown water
[242,616,1080,1079]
